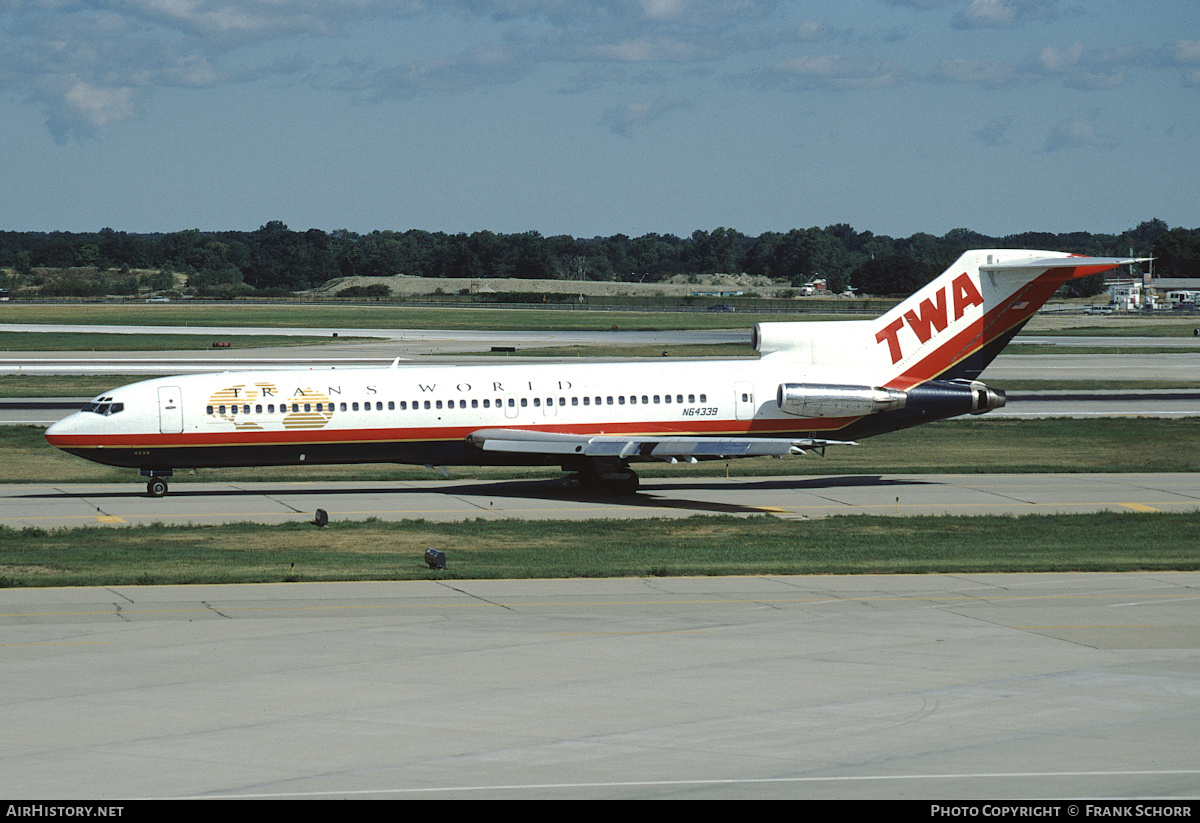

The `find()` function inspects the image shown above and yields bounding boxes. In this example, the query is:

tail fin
[754,249,1145,389]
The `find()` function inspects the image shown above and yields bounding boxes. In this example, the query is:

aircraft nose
[44,412,82,443]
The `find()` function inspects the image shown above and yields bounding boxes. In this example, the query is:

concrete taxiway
[2,473,1197,528]
[2,573,1198,799]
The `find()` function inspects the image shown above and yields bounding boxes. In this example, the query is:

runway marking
[1120,502,1161,512]
[97,514,126,523]
[187,768,1200,798]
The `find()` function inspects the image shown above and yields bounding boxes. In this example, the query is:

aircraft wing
[466,428,856,460]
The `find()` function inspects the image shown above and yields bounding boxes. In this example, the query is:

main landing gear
[574,460,640,496]
[141,470,172,498]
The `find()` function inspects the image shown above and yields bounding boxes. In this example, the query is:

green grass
[0,332,371,351]
[0,302,796,332]
[470,342,757,358]
[2,512,1197,587]
[1005,343,1197,355]
[1051,322,1200,338]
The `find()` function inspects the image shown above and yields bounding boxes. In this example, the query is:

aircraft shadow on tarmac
[29,474,935,517]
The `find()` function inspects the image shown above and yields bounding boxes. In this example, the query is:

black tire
[606,471,640,496]
[147,479,168,498]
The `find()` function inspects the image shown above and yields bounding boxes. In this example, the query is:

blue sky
[1,1,1196,239]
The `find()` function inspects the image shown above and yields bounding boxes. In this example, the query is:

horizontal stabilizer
[981,255,1151,274]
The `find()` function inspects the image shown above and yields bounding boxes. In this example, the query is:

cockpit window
[81,396,123,416]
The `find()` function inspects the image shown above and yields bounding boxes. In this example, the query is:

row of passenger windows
[207,393,708,416]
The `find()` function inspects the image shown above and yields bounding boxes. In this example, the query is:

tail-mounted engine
[776,380,1005,419]
[776,384,907,418]
[964,380,1006,414]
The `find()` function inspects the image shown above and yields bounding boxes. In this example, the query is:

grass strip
[0,332,372,351]
[2,512,1198,588]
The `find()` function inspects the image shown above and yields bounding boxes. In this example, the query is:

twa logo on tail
[875,273,983,365]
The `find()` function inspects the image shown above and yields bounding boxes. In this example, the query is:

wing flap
[466,428,856,460]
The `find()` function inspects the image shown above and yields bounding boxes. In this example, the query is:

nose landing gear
[141,470,173,498]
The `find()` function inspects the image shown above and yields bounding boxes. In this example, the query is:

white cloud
[767,54,907,90]
[1044,111,1118,152]
[354,44,533,99]
[971,114,1016,147]
[954,0,1057,29]
[600,95,691,136]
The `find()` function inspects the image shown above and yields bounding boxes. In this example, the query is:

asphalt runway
[3,473,1198,528]
[3,573,1198,799]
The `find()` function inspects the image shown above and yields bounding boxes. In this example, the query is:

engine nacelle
[776,383,907,419]
[965,380,1006,414]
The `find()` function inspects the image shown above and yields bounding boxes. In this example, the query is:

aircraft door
[734,382,755,421]
[504,394,518,419]
[158,386,184,434]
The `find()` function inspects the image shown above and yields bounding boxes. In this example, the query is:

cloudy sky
[1,0,1196,239]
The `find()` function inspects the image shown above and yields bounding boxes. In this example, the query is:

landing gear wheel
[147,479,168,498]
[606,471,640,496]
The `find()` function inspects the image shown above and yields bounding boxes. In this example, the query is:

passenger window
[219,405,226,414]
[508,398,515,407]
[606,396,613,405]
[256,404,262,414]
[583,397,590,406]
[688,395,695,404]
[641,396,648,404]
[520,398,527,407]
[207,405,214,414]
[618,396,625,405]
[664,395,671,404]
[389,401,395,410]
[534,398,541,407]
[472,399,478,408]
[700,394,706,403]
[483,399,490,408]
[436,400,443,409]
[571,397,578,406]
[654,395,660,404]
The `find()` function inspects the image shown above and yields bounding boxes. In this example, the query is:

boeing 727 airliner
[44,249,1141,497]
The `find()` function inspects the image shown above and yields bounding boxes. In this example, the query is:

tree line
[0,219,1196,298]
